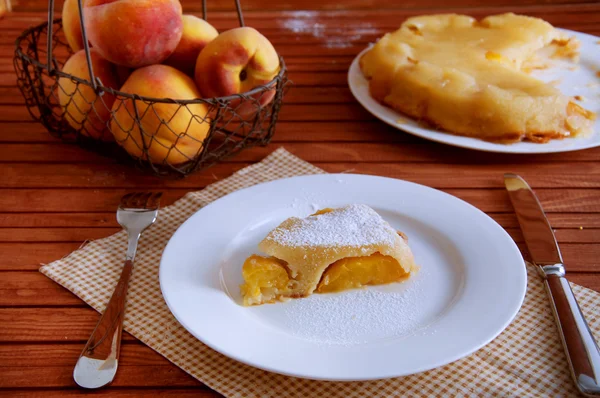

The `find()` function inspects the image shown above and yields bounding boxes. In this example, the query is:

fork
[73,192,162,389]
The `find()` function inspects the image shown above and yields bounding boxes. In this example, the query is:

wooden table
[1,0,599,396]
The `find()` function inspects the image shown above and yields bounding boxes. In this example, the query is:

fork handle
[544,273,600,396]
[73,258,134,389]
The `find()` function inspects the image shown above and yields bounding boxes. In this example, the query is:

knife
[505,173,600,396]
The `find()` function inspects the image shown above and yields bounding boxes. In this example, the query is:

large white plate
[348,29,600,154]
[160,174,526,381]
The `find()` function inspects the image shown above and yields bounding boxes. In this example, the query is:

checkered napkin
[41,148,599,397]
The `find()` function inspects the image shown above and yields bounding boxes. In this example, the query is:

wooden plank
[0,365,199,388]
[0,85,357,104]
[0,307,103,341]
[0,212,116,227]
[2,10,600,43]
[1,212,599,229]
[0,245,75,271]
[4,121,600,164]
[570,273,600,292]
[0,272,84,306]
[0,226,596,244]
[0,188,598,213]
[12,0,600,13]
[6,5,600,24]
[3,389,217,397]
[2,160,600,189]
[0,308,140,342]
[0,104,376,124]
[4,137,600,163]
[0,122,57,142]
[0,121,412,143]
[0,242,83,271]
[0,342,175,367]
[0,227,119,242]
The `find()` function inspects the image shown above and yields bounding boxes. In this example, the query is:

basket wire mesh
[14,0,289,176]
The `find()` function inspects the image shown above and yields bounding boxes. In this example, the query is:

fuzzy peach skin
[62,0,85,52]
[164,15,218,76]
[58,48,119,141]
[194,27,279,114]
[110,65,210,165]
[84,0,183,68]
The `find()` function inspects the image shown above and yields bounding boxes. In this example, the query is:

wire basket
[13,0,289,176]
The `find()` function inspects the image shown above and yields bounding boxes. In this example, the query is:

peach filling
[240,252,408,304]
[240,255,291,304]
[317,253,409,293]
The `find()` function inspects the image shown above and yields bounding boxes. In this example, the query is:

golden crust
[241,205,418,305]
[258,206,416,298]
[359,13,595,143]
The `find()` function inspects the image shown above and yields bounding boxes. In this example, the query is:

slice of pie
[240,204,418,306]
[359,13,596,143]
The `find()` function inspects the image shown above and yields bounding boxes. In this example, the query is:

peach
[110,65,210,165]
[58,48,119,141]
[194,27,279,114]
[84,0,183,68]
[164,15,218,76]
[62,0,85,52]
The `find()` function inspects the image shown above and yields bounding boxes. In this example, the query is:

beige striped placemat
[41,148,599,397]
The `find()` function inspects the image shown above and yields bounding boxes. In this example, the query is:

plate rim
[159,173,527,381]
[347,28,600,154]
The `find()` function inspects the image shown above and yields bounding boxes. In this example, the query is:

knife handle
[544,270,600,396]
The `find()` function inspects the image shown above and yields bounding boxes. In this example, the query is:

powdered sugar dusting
[283,271,426,345]
[266,204,396,248]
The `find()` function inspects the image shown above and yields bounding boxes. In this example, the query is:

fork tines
[119,192,163,210]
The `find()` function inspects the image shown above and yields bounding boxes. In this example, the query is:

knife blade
[504,173,562,266]
[504,173,600,397]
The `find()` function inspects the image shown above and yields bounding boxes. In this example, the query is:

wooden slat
[0,366,198,388]
[12,0,600,12]
[0,227,119,242]
[0,188,598,213]
[0,342,175,367]
[0,226,596,244]
[0,104,377,123]
[2,158,600,189]
[0,242,83,271]
[6,5,600,24]
[0,121,409,143]
[0,212,116,227]
[0,85,357,104]
[1,212,600,229]
[4,141,600,167]
[0,307,115,342]
[567,273,600,292]
[3,389,216,397]
[4,122,600,166]
[0,272,84,306]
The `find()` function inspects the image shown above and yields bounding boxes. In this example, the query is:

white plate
[160,174,526,381]
[348,29,600,154]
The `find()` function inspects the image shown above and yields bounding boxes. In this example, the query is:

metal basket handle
[45,0,247,92]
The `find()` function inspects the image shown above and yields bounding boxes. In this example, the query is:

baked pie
[240,204,418,306]
[359,13,595,143]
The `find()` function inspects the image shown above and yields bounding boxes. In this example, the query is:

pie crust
[240,205,418,306]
